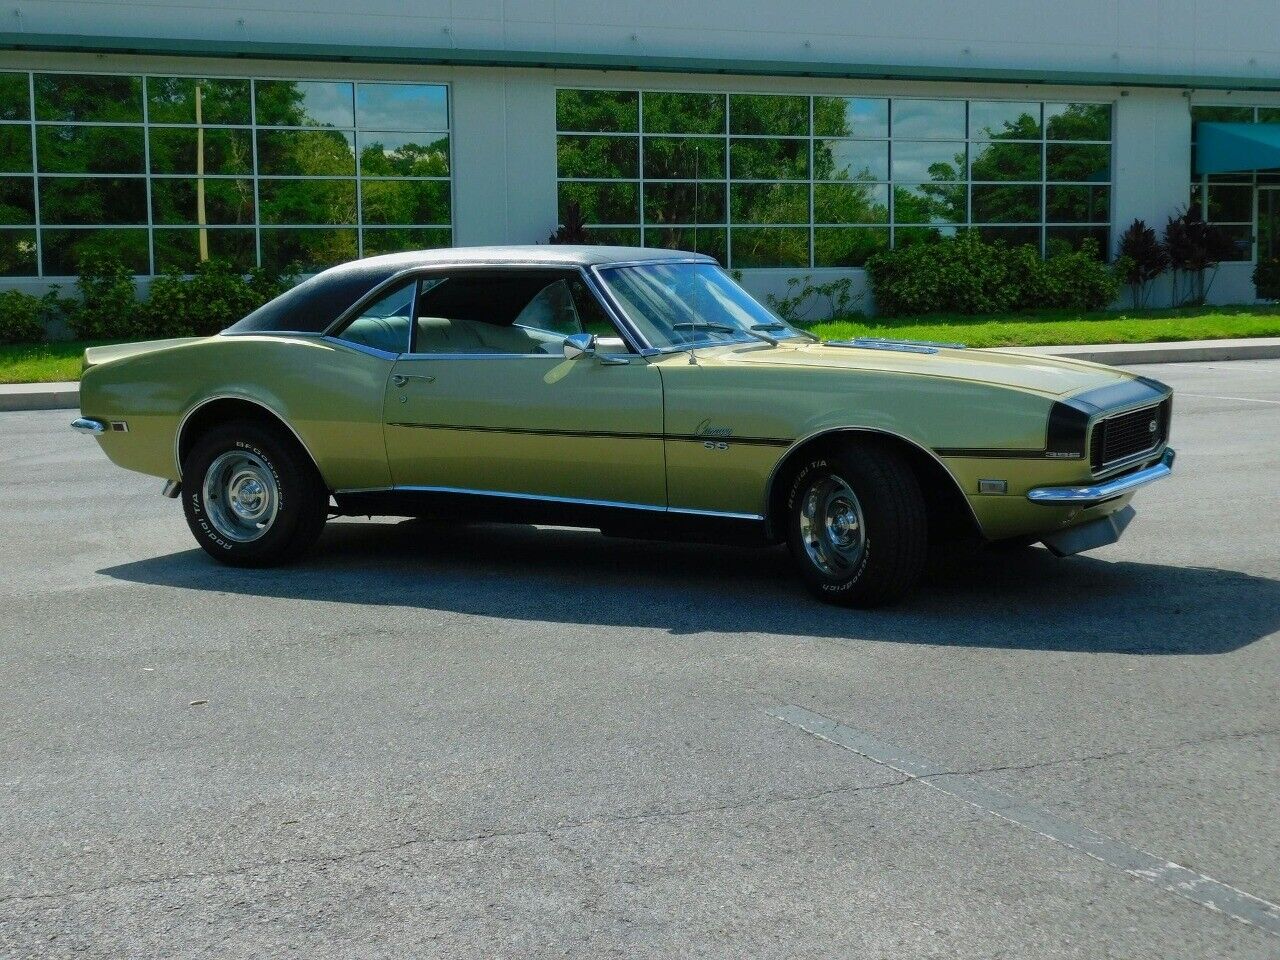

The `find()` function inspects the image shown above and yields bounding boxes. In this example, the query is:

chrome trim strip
[669,506,764,521]
[1027,448,1175,505]
[173,394,326,483]
[760,425,985,539]
[333,484,763,521]
[320,336,400,361]
[71,417,106,435]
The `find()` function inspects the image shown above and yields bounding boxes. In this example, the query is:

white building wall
[6,0,1280,84]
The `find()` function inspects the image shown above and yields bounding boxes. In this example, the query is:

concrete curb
[0,381,79,412]
[3,337,1279,413]
[991,336,1280,366]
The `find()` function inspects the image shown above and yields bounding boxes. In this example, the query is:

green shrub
[866,232,1120,316]
[766,275,863,326]
[0,290,47,344]
[1252,258,1280,301]
[144,260,294,338]
[1034,240,1121,311]
[68,252,142,340]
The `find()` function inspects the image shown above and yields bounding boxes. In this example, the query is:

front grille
[1089,400,1169,471]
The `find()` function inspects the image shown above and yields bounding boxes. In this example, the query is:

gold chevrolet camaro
[73,246,1175,606]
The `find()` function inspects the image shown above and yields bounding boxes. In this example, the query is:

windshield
[596,262,804,350]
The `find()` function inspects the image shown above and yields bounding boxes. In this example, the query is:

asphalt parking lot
[1,359,1278,959]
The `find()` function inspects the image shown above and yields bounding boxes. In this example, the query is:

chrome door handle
[392,374,435,387]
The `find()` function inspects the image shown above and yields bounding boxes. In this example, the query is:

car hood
[717,340,1126,398]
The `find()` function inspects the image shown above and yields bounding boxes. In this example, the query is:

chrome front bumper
[1027,448,1175,506]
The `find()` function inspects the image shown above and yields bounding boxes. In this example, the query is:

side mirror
[562,332,597,360]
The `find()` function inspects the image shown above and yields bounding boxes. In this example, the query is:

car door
[382,268,666,508]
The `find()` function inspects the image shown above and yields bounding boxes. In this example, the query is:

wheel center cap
[229,474,268,520]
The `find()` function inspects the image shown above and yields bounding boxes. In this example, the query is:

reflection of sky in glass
[892,99,965,139]
[817,98,888,139]
[892,141,965,181]
[357,84,448,131]
[257,80,353,128]
[816,139,888,181]
[969,101,1041,139]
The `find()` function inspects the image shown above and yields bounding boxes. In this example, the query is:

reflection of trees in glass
[40,178,146,225]
[1045,103,1111,141]
[149,128,253,176]
[254,80,353,128]
[361,181,450,226]
[0,126,31,172]
[642,93,724,135]
[813,97,888,138]
[34,74,142,122]
[731,227,808,267]
[0,229,37,276]
[556,89,639,133]
[0,73,28,121]
[147,77,251,125]
[0,178,34,224]
[729,95,807,136]
[557,136,638,178]
[814,184,888,225]
[37,126,145,174]
[644,137,724,179]
[42,228,149,274]
[359,137,449,177]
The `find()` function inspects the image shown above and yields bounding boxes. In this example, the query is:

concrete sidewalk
[4,336,1280,412]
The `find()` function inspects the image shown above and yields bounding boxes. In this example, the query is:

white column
[450,70,558,248]
[1111,89,1192,306]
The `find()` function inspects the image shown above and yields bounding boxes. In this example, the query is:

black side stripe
[386,422,793,447]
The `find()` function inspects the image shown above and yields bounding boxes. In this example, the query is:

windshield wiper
[753,322,818,343]
[671,321,778,347]
[672,321,737,335]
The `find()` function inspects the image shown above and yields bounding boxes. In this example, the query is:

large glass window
[556,89,1112,268]
[0,70,452,277]
[1189,105,1272,263]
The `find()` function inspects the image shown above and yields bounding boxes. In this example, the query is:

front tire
[182,420,328,566]
[784,441,928,607]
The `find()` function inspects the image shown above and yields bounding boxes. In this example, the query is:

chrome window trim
[328,262,649,358]
[332,483,763,521]
[320,336,401,361]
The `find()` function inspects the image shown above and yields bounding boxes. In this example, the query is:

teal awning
[1195,122,1280,174]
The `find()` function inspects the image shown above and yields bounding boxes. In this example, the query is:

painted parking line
[1177,393,1280,405]
[772,704,1280,938]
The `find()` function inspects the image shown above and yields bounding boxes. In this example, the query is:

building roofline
[4,31,1280,92]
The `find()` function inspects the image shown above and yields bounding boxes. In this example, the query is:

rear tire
[783,441,928,607]
[181,420,328,566]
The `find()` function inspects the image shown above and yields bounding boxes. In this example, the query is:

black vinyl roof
[223,246,711,334]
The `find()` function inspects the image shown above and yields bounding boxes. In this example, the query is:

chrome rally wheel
[182,421,328,567]
[798,475,867,576]
[784,441,928,607]
[201,450,280,543]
